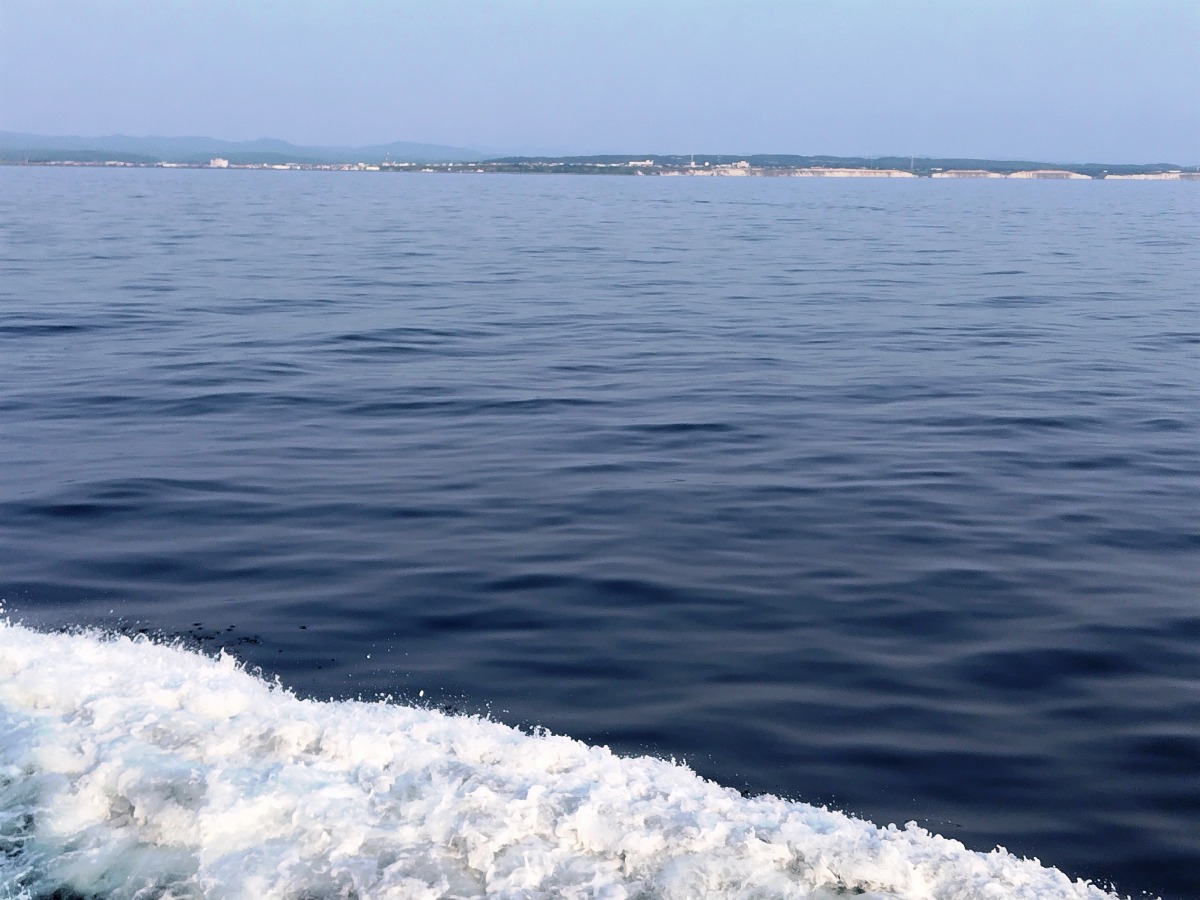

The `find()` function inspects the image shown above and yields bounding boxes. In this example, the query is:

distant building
[1007,170,1090,179]
[932,170,1004,178]
[791,167,916,178]
[712,161,752,176]
[208,158,230,168]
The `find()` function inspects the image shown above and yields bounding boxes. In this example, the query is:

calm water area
[1,168,1197,898]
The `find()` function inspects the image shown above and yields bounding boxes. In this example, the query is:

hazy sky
[2,0,1197,162]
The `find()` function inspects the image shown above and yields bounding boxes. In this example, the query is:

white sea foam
[0,620,1121,900]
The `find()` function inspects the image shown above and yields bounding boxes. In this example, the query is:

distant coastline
[375,159,1199,180]
[7,157,1197,180]
[1,132,1195,180]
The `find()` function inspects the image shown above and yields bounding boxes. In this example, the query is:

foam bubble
[0,620,1122,899]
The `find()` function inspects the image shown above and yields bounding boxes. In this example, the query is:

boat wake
[0,620,1119,899]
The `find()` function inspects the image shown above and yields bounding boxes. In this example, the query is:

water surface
[1,169,1197,898]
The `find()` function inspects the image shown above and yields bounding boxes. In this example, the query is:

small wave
[0,621,1120,899]
[0,322,91,337]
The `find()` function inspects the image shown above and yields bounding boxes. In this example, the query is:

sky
[1,0,1197,163]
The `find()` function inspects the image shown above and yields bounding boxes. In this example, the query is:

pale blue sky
[1,0,1196,162]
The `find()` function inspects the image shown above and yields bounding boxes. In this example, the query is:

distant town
[9,156,1198,180]
[0,132,1195,180]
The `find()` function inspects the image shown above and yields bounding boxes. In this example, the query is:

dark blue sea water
[1,168,1197,898]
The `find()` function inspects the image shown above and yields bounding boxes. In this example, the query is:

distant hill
[0,132,482,164]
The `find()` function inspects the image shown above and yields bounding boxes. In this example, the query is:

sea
[0,167,1196,900]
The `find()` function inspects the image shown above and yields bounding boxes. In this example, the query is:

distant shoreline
[3,131,1193,177]
[4,157,1199,180]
